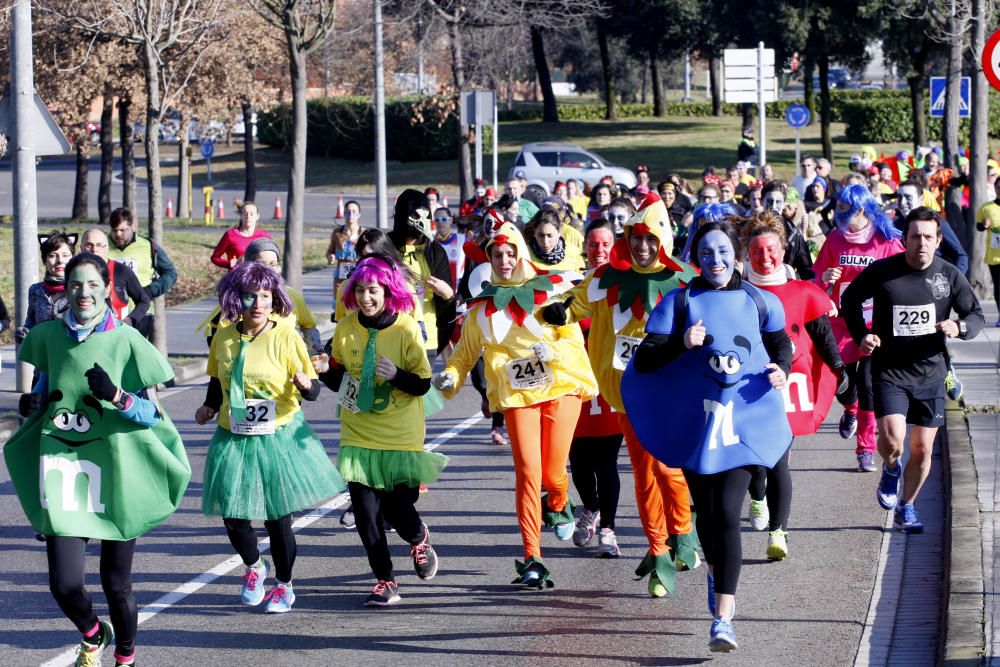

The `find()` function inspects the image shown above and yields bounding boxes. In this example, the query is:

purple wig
[218,262,294,322]
[834,183,900,240]
[341,255,415,315]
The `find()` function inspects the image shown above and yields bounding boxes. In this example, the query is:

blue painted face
[698,230,735,288]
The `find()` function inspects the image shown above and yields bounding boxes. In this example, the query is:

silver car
[508,142,637,201]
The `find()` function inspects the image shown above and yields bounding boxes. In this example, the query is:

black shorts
[873,380,945,428]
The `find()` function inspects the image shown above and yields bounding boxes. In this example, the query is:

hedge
[841,95,1000,144]
[258,97,458,161]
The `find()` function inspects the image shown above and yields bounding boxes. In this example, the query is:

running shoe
[894,503,924,534]
[384,520,396,534]
[240,558,269,606]
[945,368,963,401]
[857,451,877,473]
[675,550,701,571]
[554,521,574,541]
[573,508,600,547]
[648,573,667,598]
[410,525,439,580]
[767,528,789,560]
[706,571,716,617]
[877,462,901,510]
[748,498,769,531]
[264,583,295,614]
[75,620,114,667]
[709,618,738,652]
[839,410,858,439]
[515,559,549,587]
[596,527,620,558]
[340,505,356,529]
[490,426,507,446]
[365,580,401,606]
[418,484,428,493]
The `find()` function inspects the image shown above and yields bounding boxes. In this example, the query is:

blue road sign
[785,104,811,128]
[929,77,970,118]
[200,138,215,159]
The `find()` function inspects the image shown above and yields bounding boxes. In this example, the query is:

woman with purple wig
[315,254,447,607]
[194,262,344,614]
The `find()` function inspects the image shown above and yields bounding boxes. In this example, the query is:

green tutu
[338,445,448,490]
[202,411,345,521]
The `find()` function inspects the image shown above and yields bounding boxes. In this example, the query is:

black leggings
[839,356,873,410]
[747,446,793,531]
[989,264,1000,309]
[47,536,137,657]
[349,482,425,582]
[224,515,296,583]
[569,434,623,529]
[684,467,753,596]
[471,357,505,428]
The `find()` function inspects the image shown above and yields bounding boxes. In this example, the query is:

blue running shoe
[554,522,574,541]
[709,618,738,652]
[240,559,269,606]
[877,462,901,510]
[264,583,295,613]
[706,571,716,617]
[894,503,924,534]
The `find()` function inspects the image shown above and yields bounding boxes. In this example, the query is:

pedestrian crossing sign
[929,77,970,118]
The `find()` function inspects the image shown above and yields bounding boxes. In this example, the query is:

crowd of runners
[3,146,996,664]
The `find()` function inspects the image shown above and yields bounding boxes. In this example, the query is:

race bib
[506,356,553,390]
[337,261,356,280]
[990,232,1000,250]
[840,281,873,326]
[230,399,276,435]
[118,258,137,273]
[612,335,643,371]
[892,304,935,337]
[338,375,361,414]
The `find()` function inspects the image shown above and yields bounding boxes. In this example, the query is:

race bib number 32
[892,304,935,337]
[612,335,642,371]
[230,398,276,435]
[506,356,553,390]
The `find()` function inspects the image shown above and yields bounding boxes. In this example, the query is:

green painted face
[66,263,108,324]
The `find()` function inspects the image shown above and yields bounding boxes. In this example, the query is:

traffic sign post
[929,77,970,117]
[785,104,811,170]
[724,43,776,169]
[200,138,215,182]
[984,29,1000,92]
[460,90,497,186]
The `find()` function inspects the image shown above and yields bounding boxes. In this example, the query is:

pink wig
[341,255,415,315]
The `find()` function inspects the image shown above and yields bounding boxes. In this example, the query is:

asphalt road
[0,367,890,666]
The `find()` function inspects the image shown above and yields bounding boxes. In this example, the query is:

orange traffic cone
[216,199,225,220]
[336,195,344,219]
[273,196,283,220]
[165,197,174,218]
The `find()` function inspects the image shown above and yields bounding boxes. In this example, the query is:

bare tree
[249,0,338,292]
[966,0,993,296]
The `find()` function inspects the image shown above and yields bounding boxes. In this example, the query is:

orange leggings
[620,413,692,557]
[505,394,583,560]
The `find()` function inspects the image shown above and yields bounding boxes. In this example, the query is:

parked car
[508,142,637,202]
[811,67,854,90]
[231,112,257,138]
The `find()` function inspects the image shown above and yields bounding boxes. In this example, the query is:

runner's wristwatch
[113,392,130,411]
[958,319,967,337]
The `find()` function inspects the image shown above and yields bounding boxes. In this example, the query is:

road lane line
[40,412,484,667]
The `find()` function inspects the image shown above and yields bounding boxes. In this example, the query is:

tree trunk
[242,99,257,202]
[447,19,471,200]
[98,92,114,224]
[741,103,754,132]
[968,0,989,294]
[640,54,648,104]
[178,120,190,219]
[803,57,815,122]
[118,94,135,211]
[71,142,88,220]
[530,26,558,123]
[942,14,962,169]
[818,54,833,162]
[284,36,307,291]
[650,54,665,118]
[597,21,617,121]
[709,54,722,116]
[907,76,927,152]
[142,42,167,355]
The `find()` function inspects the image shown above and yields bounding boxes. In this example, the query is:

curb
[942,399,986,664]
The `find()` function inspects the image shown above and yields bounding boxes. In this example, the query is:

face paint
[698,230,735,288]
[897,186,919,216]
[66,264,108,324]
[586,228,614,268]
[608,206,629,236]
[764,191,785,215]
[749,234,784,275]
[240,289,273,326]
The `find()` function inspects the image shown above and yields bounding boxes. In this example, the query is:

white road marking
[40,412,484,667]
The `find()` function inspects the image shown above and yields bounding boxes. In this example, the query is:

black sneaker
[410,525,439,580]
[838,411,858,439]
[364,580,401,606]
[340,505,356,529]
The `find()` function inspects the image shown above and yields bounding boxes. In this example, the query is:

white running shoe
[749,498,769,531]
[596,527,620,558]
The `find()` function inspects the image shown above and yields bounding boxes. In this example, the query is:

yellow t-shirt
[568,196,589,220]
[331,312,431,451]
[401,243,438,351]
[923,190,941,212]
[976,200,1000,265]
[443,302,597,411]
[207,321,318,431]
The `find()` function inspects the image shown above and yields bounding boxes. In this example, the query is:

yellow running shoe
[766,529,789,560]
[648,573,667,598]
[75,620,114,667]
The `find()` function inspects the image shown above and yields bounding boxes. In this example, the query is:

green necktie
[356,327,379,413]
[229,338,251,423]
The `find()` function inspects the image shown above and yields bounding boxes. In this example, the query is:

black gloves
[18,392,40,417]
[85,363,119,402]
[834,365,850,397]
[541,295,574,326]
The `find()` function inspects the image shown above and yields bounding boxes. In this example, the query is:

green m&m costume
[4,320,190,540]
